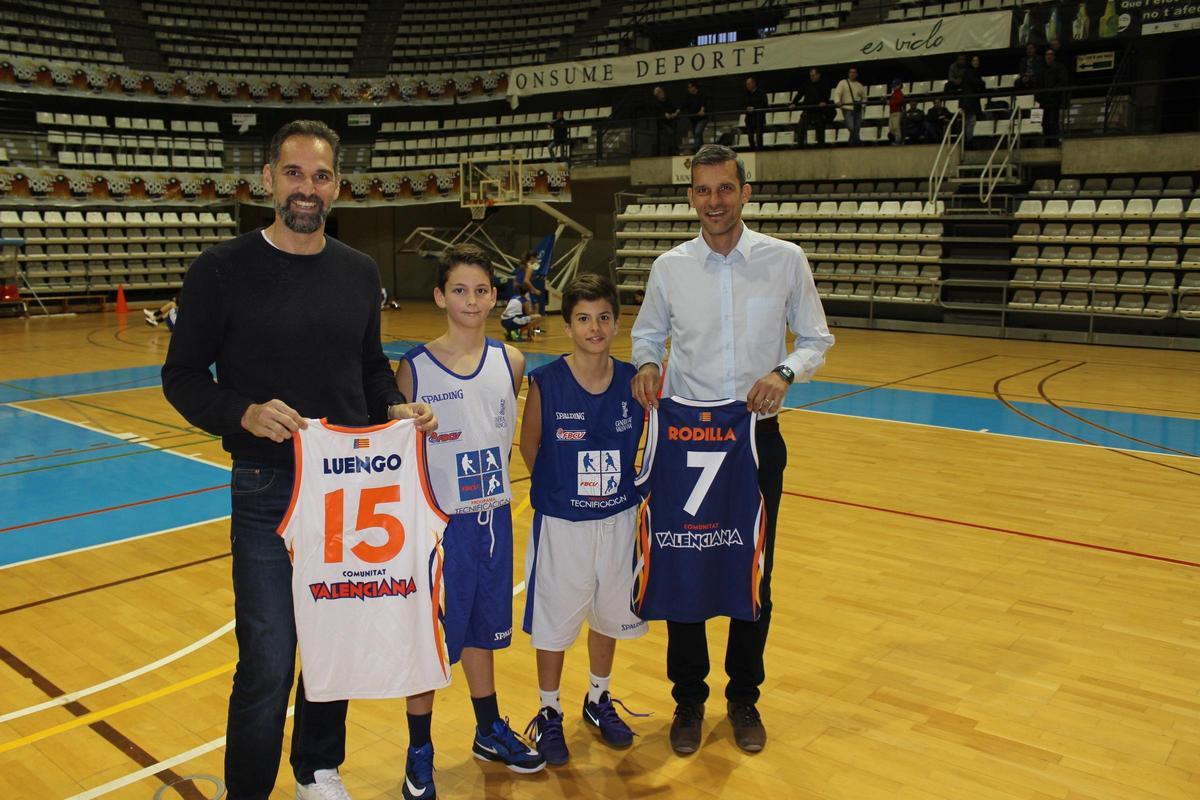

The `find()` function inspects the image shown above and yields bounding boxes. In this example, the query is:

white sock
[539,688,561,713]
[588,672,611,704]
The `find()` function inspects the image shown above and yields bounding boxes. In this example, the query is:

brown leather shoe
[727,701,766,752]
[669,703,704,755]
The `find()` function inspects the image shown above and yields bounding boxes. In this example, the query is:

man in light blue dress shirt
[630,144,834,756]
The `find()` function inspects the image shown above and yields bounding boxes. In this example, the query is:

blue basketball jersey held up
[632,397,765,623]
[529,356,644,521]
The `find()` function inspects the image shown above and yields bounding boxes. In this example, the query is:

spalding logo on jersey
[456,446,505,501]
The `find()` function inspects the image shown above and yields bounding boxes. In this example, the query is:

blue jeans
[843,108,862,144]
[226,461,347,799]
[689,117,708,151]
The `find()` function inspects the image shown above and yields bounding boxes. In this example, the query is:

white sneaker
[296,769,352,800]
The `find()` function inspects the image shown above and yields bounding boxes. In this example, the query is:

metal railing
[928,107,964,206]
[978,103,1023,206]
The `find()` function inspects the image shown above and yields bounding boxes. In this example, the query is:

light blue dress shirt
[630,223,834,404]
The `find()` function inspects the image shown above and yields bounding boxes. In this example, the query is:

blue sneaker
[402,742,435,800]
[523,706,569,766]
[472,717,546,773]
[582,691,646,748]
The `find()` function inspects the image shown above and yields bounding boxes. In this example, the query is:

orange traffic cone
[115,284,128,314]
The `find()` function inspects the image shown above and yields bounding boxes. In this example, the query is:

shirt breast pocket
[745,297,785,343]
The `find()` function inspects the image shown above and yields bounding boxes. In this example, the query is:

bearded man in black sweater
[162,120,435,800]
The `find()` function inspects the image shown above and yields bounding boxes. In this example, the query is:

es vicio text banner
[507,11,1014,104]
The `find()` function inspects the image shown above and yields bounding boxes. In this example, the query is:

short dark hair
[690,143,746,186]
[268,120,341,172]
[436,243,493,290]
[561,273,619,322]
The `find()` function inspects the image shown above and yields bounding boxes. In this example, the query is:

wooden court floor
[1,305,1198,799]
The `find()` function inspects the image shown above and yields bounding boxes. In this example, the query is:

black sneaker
[524,706,569,766]
[583,691,646,748]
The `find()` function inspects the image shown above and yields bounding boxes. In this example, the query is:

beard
[277,193,329,234]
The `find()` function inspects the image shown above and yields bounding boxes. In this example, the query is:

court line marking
[992,361,1200,477]
[0,621,236,724]
[62,712,289,800]
[788,406,1200,462]
[0,552,230,615]
[0,661,237,754]
[783,490,1200,569]
[8,495,534,763]
[0,515,231,572]
[0,484,228,535]
[1036,362,1198,458]
[58,560,534,799]
[14,403,229,470]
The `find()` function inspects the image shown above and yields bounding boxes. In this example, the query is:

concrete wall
[629,145,950,186]
[1061,133,1200,175]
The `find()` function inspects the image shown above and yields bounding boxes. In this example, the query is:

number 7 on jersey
[683,450,726,516]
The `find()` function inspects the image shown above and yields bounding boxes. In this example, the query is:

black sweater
[162,229,403,464]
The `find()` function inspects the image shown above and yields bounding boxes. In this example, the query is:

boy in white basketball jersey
[519,275,648,766]
[396,244,544,799]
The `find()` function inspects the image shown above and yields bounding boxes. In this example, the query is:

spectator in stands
[549,111,570,161]
[887,79,905,145]
[832,66,866,145]
[947,53,968,93]
[902,101,929,144]
[743,76,768,150]
[790,67,831,147]
[961,54,985,147]
[1016,43,1043,90]
[162,119,435,800]
[681,81,708,153]
[926,97,953,141]
[652,86,680,156]
[1036,48,1070,145]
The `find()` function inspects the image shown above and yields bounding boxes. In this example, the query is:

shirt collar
[696,221,757,262]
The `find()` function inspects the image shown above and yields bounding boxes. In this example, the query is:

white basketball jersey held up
[405,339,516,515]
[278,418,451,701]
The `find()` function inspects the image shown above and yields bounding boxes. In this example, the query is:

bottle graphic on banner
[1045,8,1061,42]
[1098,0,1119,37]
[1072,2,1091,40]
[1019,10,1033,44]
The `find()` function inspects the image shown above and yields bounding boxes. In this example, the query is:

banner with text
[507,11,1013,104]
[1013,0,1200,41]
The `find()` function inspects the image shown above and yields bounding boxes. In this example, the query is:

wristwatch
[772,365,795,385]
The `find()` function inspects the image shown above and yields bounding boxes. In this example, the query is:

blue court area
[0,402,230,568]
[2,342,1197,568]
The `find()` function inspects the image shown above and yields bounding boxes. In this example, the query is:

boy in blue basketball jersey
[519,275,648,766]
[396,244,544,799]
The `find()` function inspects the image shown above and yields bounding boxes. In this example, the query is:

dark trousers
[744,113,765,150]
[226,462,348,799]
[1042,101,1062,141]
[797,109,826,146]
[666,418,786,707]
[655,120,678,156]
